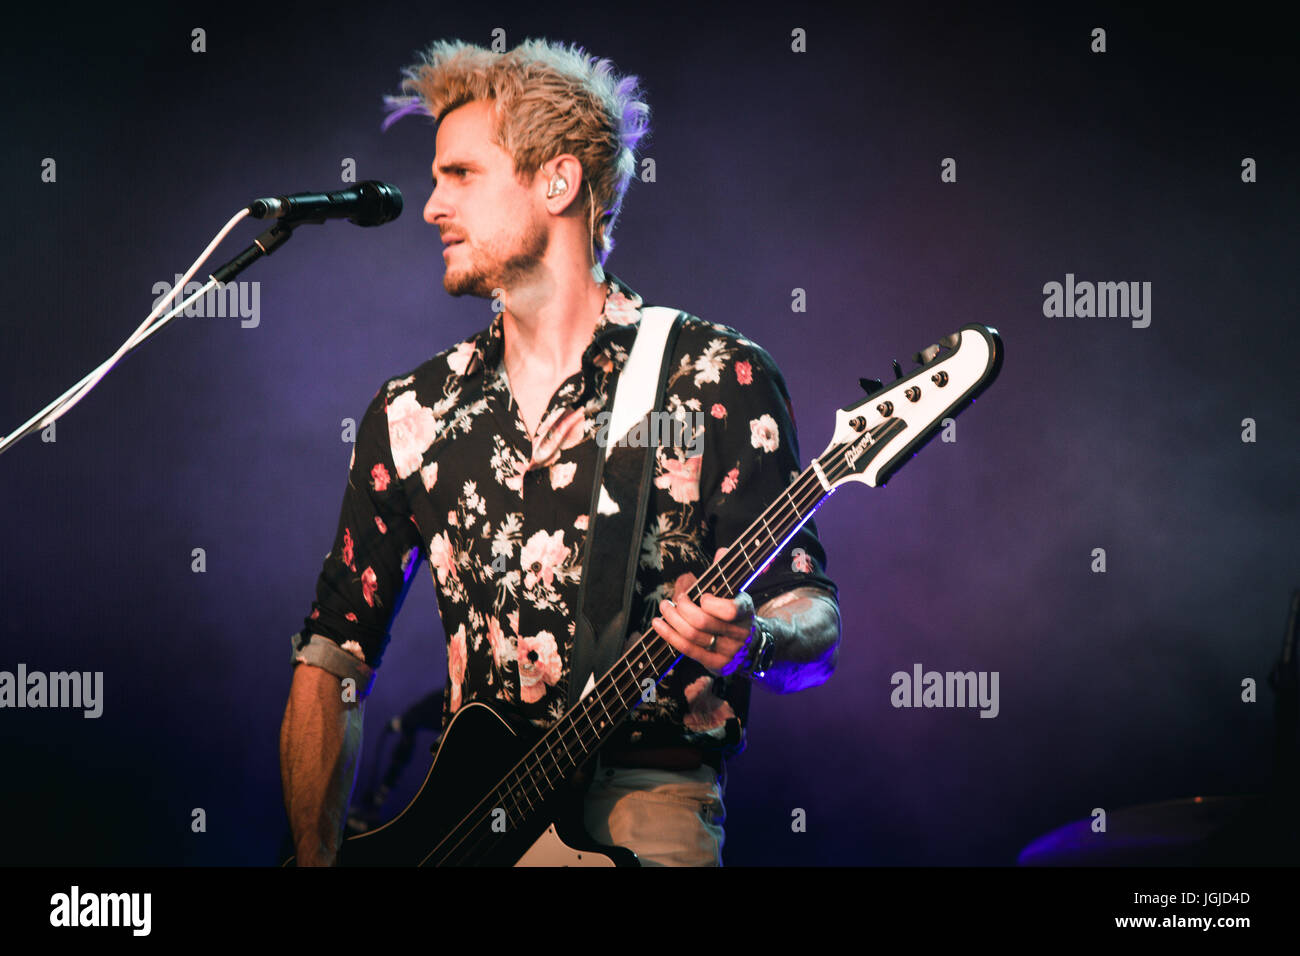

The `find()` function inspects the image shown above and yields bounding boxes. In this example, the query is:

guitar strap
[566,305,684,710]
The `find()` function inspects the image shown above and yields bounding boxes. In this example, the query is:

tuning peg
[939,332,960,348]
[859,377,885,396]
[891,359,903,380]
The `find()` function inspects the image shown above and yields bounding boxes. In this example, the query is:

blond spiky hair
[382,38,651,263]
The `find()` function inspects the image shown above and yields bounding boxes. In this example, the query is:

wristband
[745,619,777,679]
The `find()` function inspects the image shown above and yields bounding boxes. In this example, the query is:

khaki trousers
[582,756,727,866]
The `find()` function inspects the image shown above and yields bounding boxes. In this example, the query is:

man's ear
[541,154,584,214]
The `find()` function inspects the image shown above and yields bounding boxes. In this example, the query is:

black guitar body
[292,700,639,867]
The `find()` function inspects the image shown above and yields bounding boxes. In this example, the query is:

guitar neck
[417,317,1004,864]
[556,417,904,756]
[578,462,830,732]
[492,423,891,813]
[420,324,999,864]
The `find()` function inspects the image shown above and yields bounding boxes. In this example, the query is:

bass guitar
[286,323,1003,866]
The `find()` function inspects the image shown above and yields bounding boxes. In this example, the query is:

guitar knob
[904,386,921,403]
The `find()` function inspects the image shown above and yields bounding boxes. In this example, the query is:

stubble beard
[443,215,549,299]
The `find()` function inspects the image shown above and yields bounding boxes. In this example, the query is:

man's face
[423,99,548,298]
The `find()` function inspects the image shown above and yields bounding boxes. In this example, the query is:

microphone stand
[0,213,321,458]
[209,219,299,285]
[1268,588,1300,794]
[345,687,446,835]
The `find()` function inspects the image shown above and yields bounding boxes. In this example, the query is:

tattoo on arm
[752,586,841,693]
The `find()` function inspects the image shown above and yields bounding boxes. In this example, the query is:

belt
[600,745,723,773]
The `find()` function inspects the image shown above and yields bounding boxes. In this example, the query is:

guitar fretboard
[425,418,900,865]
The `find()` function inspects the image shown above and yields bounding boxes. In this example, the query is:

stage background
[1,2,1296,865]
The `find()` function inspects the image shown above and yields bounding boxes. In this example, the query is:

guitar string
[497,477,821,806]
[427,471,828,865]
[497,425,886,792]
[437,353,990,863]
[425,429,874,864]
[427,435,868,865]
[425,465,830,865]
[433,425,885,865]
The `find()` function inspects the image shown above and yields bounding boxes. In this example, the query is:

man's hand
[651,548,758,676]
[651,548,842,691]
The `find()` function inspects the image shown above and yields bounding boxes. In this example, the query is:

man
[279,38,841,867]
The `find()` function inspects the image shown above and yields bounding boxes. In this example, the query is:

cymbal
[1018,794,1300,865]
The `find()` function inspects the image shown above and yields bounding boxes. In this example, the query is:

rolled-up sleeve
[701,339,837,609]
[293,385,425,686]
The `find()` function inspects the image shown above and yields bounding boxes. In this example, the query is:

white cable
[0,207,253,455]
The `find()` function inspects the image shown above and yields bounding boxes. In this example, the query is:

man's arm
[279,662,365,866]
[282,382,423,864]
[752,585,840,693]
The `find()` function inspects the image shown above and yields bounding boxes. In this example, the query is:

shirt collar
[462,273,644,379]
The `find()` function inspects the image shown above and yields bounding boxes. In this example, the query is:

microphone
[248,180,403,226]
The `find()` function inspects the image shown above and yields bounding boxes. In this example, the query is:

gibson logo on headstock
[843,434,873,470]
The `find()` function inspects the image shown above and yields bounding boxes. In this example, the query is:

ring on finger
[706,635,718,651]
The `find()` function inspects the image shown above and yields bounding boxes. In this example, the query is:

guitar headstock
[815,324,1002,490]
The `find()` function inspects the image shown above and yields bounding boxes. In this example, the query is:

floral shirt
[299,274,837,757]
